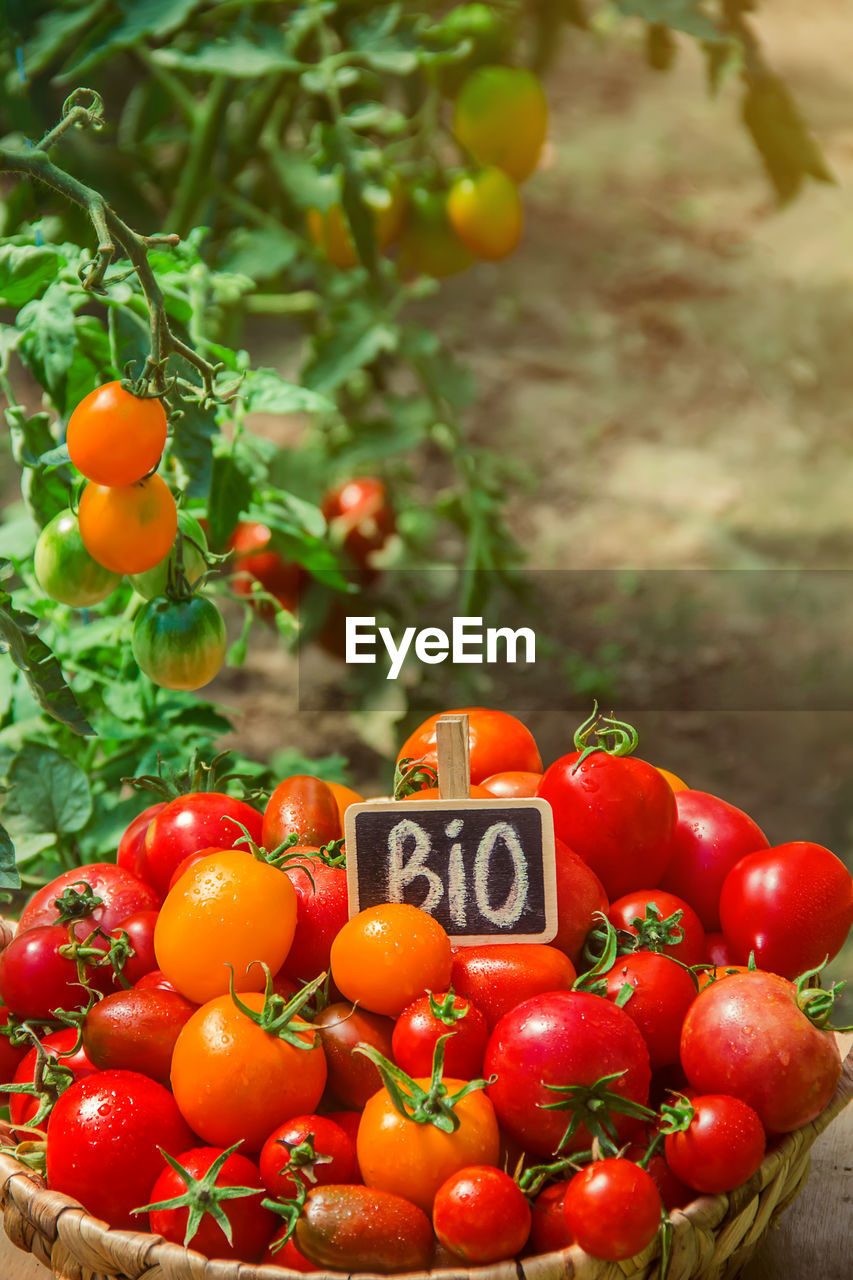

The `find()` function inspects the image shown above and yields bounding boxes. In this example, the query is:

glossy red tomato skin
[263,1233,320,1271]
[398,708,542,786]
[450,943,576,1031]
[680,971,842,1133]
[116,802,167,885]
[433,1165,532,1264]
[479,771,542,798]
[262,776,342,850]
[530,1179,574,1253]
[313,1002,395,1109]
[484,990,651,1157]
[322,477,395,571]
[143,792,264,897]
[279,852,349,982]
[146,1146,275,1262]
[562,1159,661,1261]
[105,909,159,989]
[46,1070,195,1229]
[392,991,489,1079]
[659,790,770,932]
[551,839,609,965]
[719,842,853,979]
[18,863,161,941]
[228,521,302,612]
[134,968,178,993]
[604,952,698,1070]
[10,1029,98,1128]
[82,987,196,1086]
[536,751,676,901]
[0,924,87,1020]
[607,890,706,967]
[259,1113,356,1199]
[664,1094,766,1194]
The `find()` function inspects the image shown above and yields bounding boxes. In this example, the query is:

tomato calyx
[571,702,639,772]
[794,964,853,1031]
[428,989,470,1027]
[0,1027,76,1129]
[231,826,320,884]
[354,1033,494,1134]
[541,1069,657,1155]
[261,1182,307,1252]
[52,881,104,925]
[393,755,439,799]
[127,749,243,802]
[226,965,325,1048]
[583,906,689,972]
[273,1132,334,1187]
[314,838,346,869]
[133,1141,263,1248]
[515,1154,587,1200]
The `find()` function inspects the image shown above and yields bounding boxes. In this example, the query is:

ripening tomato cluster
[308,66,548,275]
[1,707,851,1272]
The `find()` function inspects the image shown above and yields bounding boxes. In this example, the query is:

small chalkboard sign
[344,715,558,944]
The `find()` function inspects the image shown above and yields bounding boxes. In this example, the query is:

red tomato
[484,990,651,1157]
[433,1165,532,1264]
[659,790,770,931]
[116,801,166,884]
[562,1159,661,1261]
[664,1094,766,1193]
[107,909,159,988]
[537,748,676,900]
[143,792,264,897]
[262,775,342,849]
[263,1233,320,1271]
[46,1070,195,1229]
[313,1002,395,1109]
[228,521,302,613]
[392,991,489,1079]
[82,987,196,1086]
[259,1113,356,1199]
[479,770,542,797]
[134,968,178,993]
[450,943,575,1030]
[144,1145,275,1261]
[18,862,160,941]
[322,477,395,571]
[680,971,842,1133]
[607,890,706,966]
[530,1179,575,1253]
[604,951,698,1070]
[279,851,349,982]
[10,1028,98,1129]
[397,708,542,786]
[551,838,609,965]
[0,924,89,1020]
[719,842,853,979]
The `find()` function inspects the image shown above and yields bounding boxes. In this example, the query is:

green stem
[167,75,233,237]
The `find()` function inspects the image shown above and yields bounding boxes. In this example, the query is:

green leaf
[615,0,721,40]
[18,1,106,79]
[742,72,835,204]
[0,245,63,307]
[220,227,300,282]
[109,303,150,379]
[16,282,77,413]
[170,397,218,499]
[0,563,93,736]
[304,317,398,395]
[0,824,20,891]
[242,368,334,417]
[207,454,253,552]
[152,37,302,78]
[4,742,93,836]
[344,102,408,136]
[59,0,206,78]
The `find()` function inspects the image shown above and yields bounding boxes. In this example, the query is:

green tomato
[129,510,208,600]
[132,595,226,691]
[34,510,122,607]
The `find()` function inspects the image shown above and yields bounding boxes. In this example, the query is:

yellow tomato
[307,181,406,268]
[447,167,523,261]
[453,66,548,183]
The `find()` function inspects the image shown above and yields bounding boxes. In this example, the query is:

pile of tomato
[308,65,548,274]
[0,706,851,1272]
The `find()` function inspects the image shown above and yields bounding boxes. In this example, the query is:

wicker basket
[0,1039,849,1280]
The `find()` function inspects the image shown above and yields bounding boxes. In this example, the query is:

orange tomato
[154,849,297,1004]
[479,771,543,798]
[655,766,689,793]
[400,785,493,801]
[447,167,523,261]
[307,181,405,268]
[453,66,548,183]
[357,1079,500,1211]
[327,781,364,825]
[67,382,168,486]
[397,708,542,786]
[78,473,177,575]
[330,904,452,1017]
[170,990,327,1150]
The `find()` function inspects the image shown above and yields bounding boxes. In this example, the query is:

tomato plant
[67,382,168,488]
[132,594,227,692]
[34,510,122,608]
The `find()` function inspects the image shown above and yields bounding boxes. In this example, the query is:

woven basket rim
[0,1040,850,1280]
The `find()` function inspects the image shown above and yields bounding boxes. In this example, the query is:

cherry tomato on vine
[450,943,575,1030]
[397,707,542,787]
[46,1069,195,1229]
[262,775,342,849]
[34,509,122,607]
[452,66,548,183]
[19,862,160,940]
[392,990,489,1079]
[562,1159,661,1261]
[307,179,405,269]
[259,1113,356,1199]
[132,593,227,692]
[67,381,167,487]
[433,1165,532,1264]
[9,1028,98,1130]
[322,477,395,573]
[663,1094,766,1194]
[228,521,301,614]
[154,849,297,1004]
[447,168,523,261]
[143,792,264,898]
[142,1145,275,1261]
[78,472,177,575]
[719,841,853,978]
[330,903,452,1017]
[129,508,208,599]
